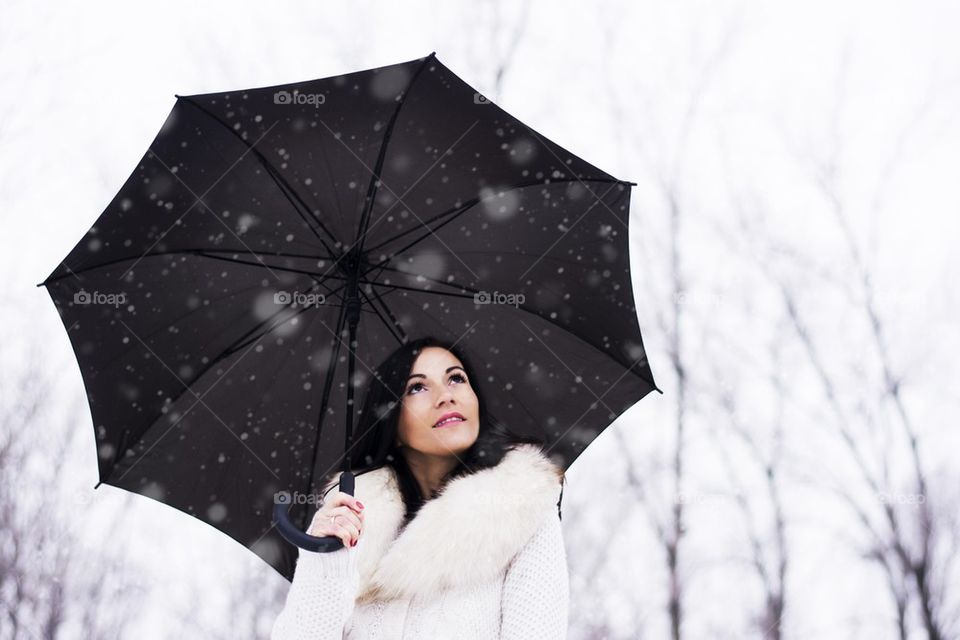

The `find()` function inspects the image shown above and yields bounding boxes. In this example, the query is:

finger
[332,506,363,531]
[334,500,363,518]
[332,491,365,515]
[307,513,329,537]
[324,508,361,536]
[307,515,359,543]
[319,519,348,546]
[334,520,360,546]
[307,509,329,535]
[307,506,359,538]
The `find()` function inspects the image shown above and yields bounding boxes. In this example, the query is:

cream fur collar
[317,443,564,604]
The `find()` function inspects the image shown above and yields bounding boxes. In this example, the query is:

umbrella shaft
[342,255,361,472]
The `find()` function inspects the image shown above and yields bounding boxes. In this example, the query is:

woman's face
[397,347,480,457]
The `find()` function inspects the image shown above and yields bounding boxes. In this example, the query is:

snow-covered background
[3,1,959,638]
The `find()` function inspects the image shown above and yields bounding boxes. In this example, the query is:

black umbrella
[38,52,662,579]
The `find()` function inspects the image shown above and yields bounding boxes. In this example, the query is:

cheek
[397,402,418,435]
[461,388,480,413]
[399,396,431,429]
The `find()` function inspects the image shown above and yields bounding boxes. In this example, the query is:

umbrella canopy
[39,52,662,578]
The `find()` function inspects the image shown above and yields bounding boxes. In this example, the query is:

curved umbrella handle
[272,471,355,553]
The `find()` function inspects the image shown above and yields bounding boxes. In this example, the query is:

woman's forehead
[411,347,463,372]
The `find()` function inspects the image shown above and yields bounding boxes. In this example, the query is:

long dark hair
[327,336,547,525]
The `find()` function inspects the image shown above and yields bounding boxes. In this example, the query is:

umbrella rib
[358,286,407,345]
[314,126,350,233]
[77,279,268,380]
[39,248,341,287]
[302,292,350,520]
[483,370,544,440]
[176,96,343,258]
[368,249,595,277]
[360,268,658,389]
[365,179,623,288]
[364,176,630,255]
[105,285,338,478]
[353,52,436,254]
[183,112,342,256]
[367,285,408,342]
[359,276,476,300]
[367,199,473,258]
[223,290,381,359]
[196,253,351,282]
[207,284,345,364]
[75,280,351,439]
[126,277,373,471]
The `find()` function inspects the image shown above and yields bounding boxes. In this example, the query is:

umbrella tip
[35,281,45,288]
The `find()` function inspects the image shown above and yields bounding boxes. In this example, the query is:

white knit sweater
[270,444,569,639]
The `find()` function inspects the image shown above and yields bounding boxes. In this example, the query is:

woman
[270,336,569,639]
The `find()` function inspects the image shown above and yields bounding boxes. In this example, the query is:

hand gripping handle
[272,471,355,553]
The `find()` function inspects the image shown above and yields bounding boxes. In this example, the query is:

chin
[430,426,477,451]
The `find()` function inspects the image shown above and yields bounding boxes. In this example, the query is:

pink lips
[433,411,465,428]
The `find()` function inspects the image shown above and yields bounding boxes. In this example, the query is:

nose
[435,386,455,406]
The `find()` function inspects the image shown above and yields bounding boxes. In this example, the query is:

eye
[450,373,467,384]
[406,382,424,395]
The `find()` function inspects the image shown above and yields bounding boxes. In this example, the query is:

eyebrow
[406,366,466,383]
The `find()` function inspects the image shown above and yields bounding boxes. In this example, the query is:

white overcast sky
[3,1,959,638]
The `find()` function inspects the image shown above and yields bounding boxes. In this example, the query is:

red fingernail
[352,539,357,547]
[357,501,364,510]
